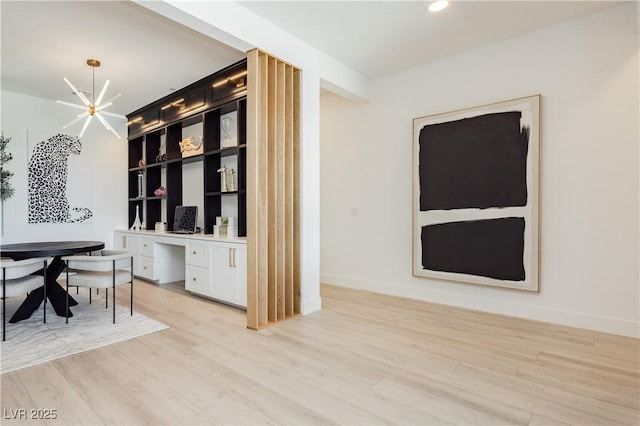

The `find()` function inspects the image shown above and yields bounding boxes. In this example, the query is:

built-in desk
[114,230,246,308]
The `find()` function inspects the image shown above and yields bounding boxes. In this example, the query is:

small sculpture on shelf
[156,142,167,162]
[217,165,228,192]
[137,171,144,198]
[179,136,203,158]
[154,186,166,197]
[226,168,236,192]
[130,205,143,231]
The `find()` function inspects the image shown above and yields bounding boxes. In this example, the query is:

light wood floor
[1,281,638,425]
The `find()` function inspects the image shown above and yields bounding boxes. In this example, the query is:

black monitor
[173,206,198,234]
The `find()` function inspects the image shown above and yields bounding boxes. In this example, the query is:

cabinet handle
[232,248,237,268]
[193,250,197,255]
[193,277,197,282]
[228,248,232,267]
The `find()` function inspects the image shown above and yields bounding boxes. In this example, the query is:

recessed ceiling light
[428,0,449,13]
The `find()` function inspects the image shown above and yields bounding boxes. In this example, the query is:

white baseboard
[321,273,639,338]
[300,296,322,315]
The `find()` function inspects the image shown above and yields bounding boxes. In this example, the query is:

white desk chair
[1,258,48,341]
[62,250,134,324]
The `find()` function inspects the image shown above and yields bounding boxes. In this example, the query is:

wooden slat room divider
[246,49,301,329]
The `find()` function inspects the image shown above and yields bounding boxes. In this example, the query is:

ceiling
[238,0,621,78]
[1,1,621,117]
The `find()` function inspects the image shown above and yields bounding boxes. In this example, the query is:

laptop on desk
[172,206,198,234]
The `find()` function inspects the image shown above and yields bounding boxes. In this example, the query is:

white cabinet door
[210,244,235,302]
[210,243,247,307]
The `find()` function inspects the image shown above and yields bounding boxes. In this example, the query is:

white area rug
[0,287,168,374]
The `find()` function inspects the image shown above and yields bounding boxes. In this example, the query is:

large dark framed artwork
[413,95,540,291]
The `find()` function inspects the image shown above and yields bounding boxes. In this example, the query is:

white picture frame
[412,95,540,291]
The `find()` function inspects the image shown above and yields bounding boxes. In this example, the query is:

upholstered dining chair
[1,257,48,341]
[62,250,134,324]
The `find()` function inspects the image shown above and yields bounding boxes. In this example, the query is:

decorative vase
[154,186,166,197]
[221,117,235,148]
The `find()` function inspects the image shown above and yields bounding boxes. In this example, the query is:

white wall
[320,4,639,337]
[0,90,127,248]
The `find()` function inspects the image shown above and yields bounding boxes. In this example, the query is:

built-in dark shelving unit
[126,59,247,236]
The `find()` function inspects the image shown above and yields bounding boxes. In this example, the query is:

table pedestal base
[9,257,78,323]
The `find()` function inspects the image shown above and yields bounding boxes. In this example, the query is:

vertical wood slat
[267,56,277,324]
[247,50,270,329]
[256,55,269,324]
[293,69,301,314]
[246,51,259,330]
[276,61,286,321]
[285,66,294,318]
[246,49,301,329]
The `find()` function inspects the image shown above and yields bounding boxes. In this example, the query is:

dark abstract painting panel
[419,112,529,211]
[421,217,526,281]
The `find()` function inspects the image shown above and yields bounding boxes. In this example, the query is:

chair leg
[65,262,69,324]
[43,260,47,324]
[131,257,134,316]
[112,260,116,324]
[113,284,116,324]
[3,268,6,341]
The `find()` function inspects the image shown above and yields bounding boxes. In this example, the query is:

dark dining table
[0,240,105,322]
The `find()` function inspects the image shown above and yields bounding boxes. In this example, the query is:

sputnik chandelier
[57,59,125,139]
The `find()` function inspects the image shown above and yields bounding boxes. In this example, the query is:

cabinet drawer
[186,243,209,267]
[140,238,154,257]
[185,265,209,294]
[138,256,154,280]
